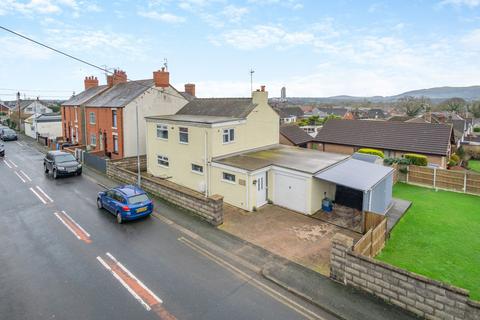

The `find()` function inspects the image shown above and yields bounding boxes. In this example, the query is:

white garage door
[274,171,307,213]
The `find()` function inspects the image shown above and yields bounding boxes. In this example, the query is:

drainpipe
[368,189,373,211]
[204,130,208,197]
[246,174,250,210]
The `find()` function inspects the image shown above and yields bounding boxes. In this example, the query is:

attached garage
[273,171,308,213]
[315,158,394,214]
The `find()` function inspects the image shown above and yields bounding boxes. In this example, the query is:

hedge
[474,127,480,133]
[404,153,428,166]
[357,148,384,158]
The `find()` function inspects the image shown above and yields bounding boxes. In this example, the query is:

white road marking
[54,212,81,240]
[61,211,90,237]
[96,256,152,311]
[8,159,18,167]
[14,171,26,183]
[106,252,163,304]
[15,141,23,146]
[30,187,47,204]
[3,159,12,168]
[36,186,53,202]
[20,170,32,181]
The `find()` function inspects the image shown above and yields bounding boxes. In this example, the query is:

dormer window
[223,128,235,144]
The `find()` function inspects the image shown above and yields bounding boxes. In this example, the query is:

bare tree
[397,96,427,117]
[468,101,480,118]
[440,97,466,113]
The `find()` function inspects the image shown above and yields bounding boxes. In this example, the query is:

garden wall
[407,165,480,195]
[331,233,480,320]
[106,160,223,226]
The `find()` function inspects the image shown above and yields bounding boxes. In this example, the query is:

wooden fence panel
[371,219,387,256]
[364,211,384,233]
[354,229,372,257]
[407,165,480,196]
[408,166,434,187]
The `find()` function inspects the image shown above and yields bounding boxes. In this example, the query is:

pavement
[0,134,418,320]
[386,198,412,233]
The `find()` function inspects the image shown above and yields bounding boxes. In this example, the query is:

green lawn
[469,160,480,173]
[377,183,480,300]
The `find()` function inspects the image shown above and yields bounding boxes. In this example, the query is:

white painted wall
[123,86,188,157]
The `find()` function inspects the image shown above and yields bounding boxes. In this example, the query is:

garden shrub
[449,154,460,166]
[474,127,480,133]
[404,153,428,166]
[358,148,384,158]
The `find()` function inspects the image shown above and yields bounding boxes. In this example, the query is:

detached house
[314,119,454,168]
[145,87,394,216]
[61,68,191,159]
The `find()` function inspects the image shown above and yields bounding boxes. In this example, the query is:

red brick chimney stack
[184,83,195,97]
[260,85,266,92]
[107,69,128,87]
[84,76,99,90]
[153,67,170,88]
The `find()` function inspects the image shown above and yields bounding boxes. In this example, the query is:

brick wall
[62,106,81,143]
[106,161,223,226]
[331,233,480,320]
[110,155,147,172]
[85,107,124,160]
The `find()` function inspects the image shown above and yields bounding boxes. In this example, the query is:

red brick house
[61,68,192,160]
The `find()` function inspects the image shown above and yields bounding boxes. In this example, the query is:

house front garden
[377,183,480,300]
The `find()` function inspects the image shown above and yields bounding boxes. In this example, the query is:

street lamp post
[135,101,141,187]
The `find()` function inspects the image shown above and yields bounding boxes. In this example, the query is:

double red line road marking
[54,211,92,244]
[97,253,176,320]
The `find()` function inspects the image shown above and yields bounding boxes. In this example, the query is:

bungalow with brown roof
[314,119,454,168]
[279,124,314,148]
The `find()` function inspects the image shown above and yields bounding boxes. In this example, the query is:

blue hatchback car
[97,185,153,223]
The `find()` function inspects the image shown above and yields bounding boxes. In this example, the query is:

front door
[255,172,267,208]
[99,132,104,150]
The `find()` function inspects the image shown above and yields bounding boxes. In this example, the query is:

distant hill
[278,86,480,104]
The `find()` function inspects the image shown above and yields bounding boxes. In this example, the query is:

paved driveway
[220,204,362,275]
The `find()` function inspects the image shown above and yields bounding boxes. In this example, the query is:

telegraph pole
[16,91,20,131]
[250,69,255,93]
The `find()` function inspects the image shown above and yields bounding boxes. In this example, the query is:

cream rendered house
[145,87,394,215]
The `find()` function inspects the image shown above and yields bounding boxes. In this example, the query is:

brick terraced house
[61,68,191,160]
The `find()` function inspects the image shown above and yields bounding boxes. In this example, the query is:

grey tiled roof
[280,124,313,145]
[62,85,109,106]
[275,106,304,118]
[315,119,453,156]
[85,80,154,108]
[176,98,256,118]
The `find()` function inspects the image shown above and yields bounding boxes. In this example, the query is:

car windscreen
[4,130,15,135]
[128,194,149,204]
[55,154,77,163]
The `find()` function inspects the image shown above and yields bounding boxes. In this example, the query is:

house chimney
[184,83,195,97]
[153,67,169,88]
[107,69,127,87]
[252,85,268,105]
[84,76,99,90]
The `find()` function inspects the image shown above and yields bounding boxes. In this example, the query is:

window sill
[156,137,168,141]
[158,164,169,168]
[222,141,235,145]
[191,170,204,175]
[179,141,189,145]
[222,179,236,185]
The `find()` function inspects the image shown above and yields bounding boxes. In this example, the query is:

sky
[0,0,480,100]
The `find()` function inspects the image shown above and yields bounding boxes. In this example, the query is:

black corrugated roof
[62,85,109,106]
[315,119,453,156]
[85,80,154,108]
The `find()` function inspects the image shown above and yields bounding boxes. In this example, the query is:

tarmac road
[0,139,337,320]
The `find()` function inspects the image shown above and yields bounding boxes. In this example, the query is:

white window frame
[157,154,169,168]
[179,127,189,144]
[113,134,119,153]
[112,110,117,129]
[191,163,203,175]
[156,124,168,140]
[222,128,235,144]
[222,172,236,184]
[90,133,97,146]
[89,112,96,124]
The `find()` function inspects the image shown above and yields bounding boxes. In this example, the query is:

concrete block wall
[111,155,147,172]
[106,162,223,226]
[331,233,480,320]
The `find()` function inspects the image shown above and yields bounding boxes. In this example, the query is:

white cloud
[222,5,248,23]
[460,28,480,50]
[0,35,52,60]
[138,10,186,23]
[247,0,303,10]
[439,0,480,7]
[0,0,102,16]
[215,25,315,50]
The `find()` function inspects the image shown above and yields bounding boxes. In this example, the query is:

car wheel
[116,212,123,224]
[53,169,58,179]
[44,164,49,174]
[97,198,103,209]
